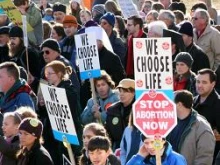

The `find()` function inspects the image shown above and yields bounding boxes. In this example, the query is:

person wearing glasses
[192,8,220,71]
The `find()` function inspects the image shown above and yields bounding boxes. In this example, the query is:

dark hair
[191,2,208,11]
[174,90,193,109]
[0,62,20,80]
[52,23,66,40]
[198,68,217,83]
[118,87,135,93]
[115,15,126,38]
[173,10,184,22]
[43,21,52,40]
[83,123,107,137]
[94,70,115,90]
[128,15,144,29]
[88,136,111,152]
[152,2,165,12]
[13,0,28,6]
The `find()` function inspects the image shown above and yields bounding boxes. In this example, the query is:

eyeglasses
[42,50,50,55]
[45,72,56,76]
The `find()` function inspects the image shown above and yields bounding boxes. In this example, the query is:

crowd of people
[0,0,220,164]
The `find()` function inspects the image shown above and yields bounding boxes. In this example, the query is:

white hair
[148,20,167,37]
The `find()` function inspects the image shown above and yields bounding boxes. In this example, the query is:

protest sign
[0,0,33,31]
[117,0,139,18]
[40,83,79,145]
[75,32,101,80]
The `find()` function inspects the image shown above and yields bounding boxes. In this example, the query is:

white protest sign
[22,15,28,47]
[117,0,139,19]
[62,154,72,165]
[40,83,79,145]
[74,32,101,80]
[133,38,173,97]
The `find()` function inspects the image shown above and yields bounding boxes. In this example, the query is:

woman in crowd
[0,112,21,165]
[141,0,153,16]
[81,70,119,125]
[106,79,135,151]
[42,60,82,164]
[104,0,122,16]
[79,123,120,165]
[70,0,82,24]
[50,23,66,45]
[17,118,54,165]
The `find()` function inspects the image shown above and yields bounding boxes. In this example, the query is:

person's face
[45,66,61,86]
[53,11,65,23]
[2,116,18,138]
[175,62,190,75]
[144,138,157,155]
[192,11,205,30]
[0,34,9,46]
[63,25,77,37]
[80,11,91,25]
[16,2,29,12]
[50,29,60,41]
[40,0,47,6]
[143,2,152,14]
[89,149,110,165]
[126,19,136,35]
[0,68,14,93]
[181,34,192,47]
[83,129,96,150]
[119,88,134,106]
[19,130,37,149]
[42,47,59,63]
[196,73,215,97]
[145,14,155,24]
[9,37,20,49]
[100,19,112,33]
[71,1,78,10]
[95,80,110,99]
[159,0,170,8]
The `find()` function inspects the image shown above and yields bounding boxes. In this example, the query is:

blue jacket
[81,89,119,124]
[0,79,34,113]
[126,142,187,165]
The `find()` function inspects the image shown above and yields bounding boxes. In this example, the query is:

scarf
[126,30,144,78]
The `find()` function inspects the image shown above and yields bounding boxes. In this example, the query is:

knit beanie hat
[0,26,10,35]
[63,15,78,28]
[41,38,61,53]
[100,12,115,27]
[18,118,43,139]
[179,21,193,37]
[92,4,105,15]
[53,2,66,14]
[9,26,23,38]
[174,52,194,68]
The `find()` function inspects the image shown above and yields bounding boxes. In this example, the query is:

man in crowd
[61,15,78,68]
[126,15,147,78]
[167,90,215,165]
[147,20,167,38]
[179,21,210,73]
[100,12,126,66]
[193,68,220,161]
[0,26,10,63]
[192,8,220,70]
[158,10,179,31]
[53,2,66,24]
[0,62,35,113]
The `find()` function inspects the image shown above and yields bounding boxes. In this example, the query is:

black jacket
[193,89,220,132]
[0,45,10,63]
[186,43,210,74]
[106,99,134,150]
[99,46,126,85]
[17,141,54,165]
[0,135,19,165]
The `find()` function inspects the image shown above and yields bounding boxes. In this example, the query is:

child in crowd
[0,112,21,165]
[43,8,54,22]
[79,123,120,165]
[17,118,54,165]
[88,136,112,165]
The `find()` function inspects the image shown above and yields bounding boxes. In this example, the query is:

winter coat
[0,45,10,63]
[186,43,210,74]
[81,89,119,124]
[26,1,43,45]
[126,142,186,165]
[120,127,143,165]
[109,30,126,67]
[193,24,220,70]
[99,46,126,85]
[106,99,134,150]
[0,79,35,113]
[167,110,215,165]
[0,135,19,165]
[17,141,53,165]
